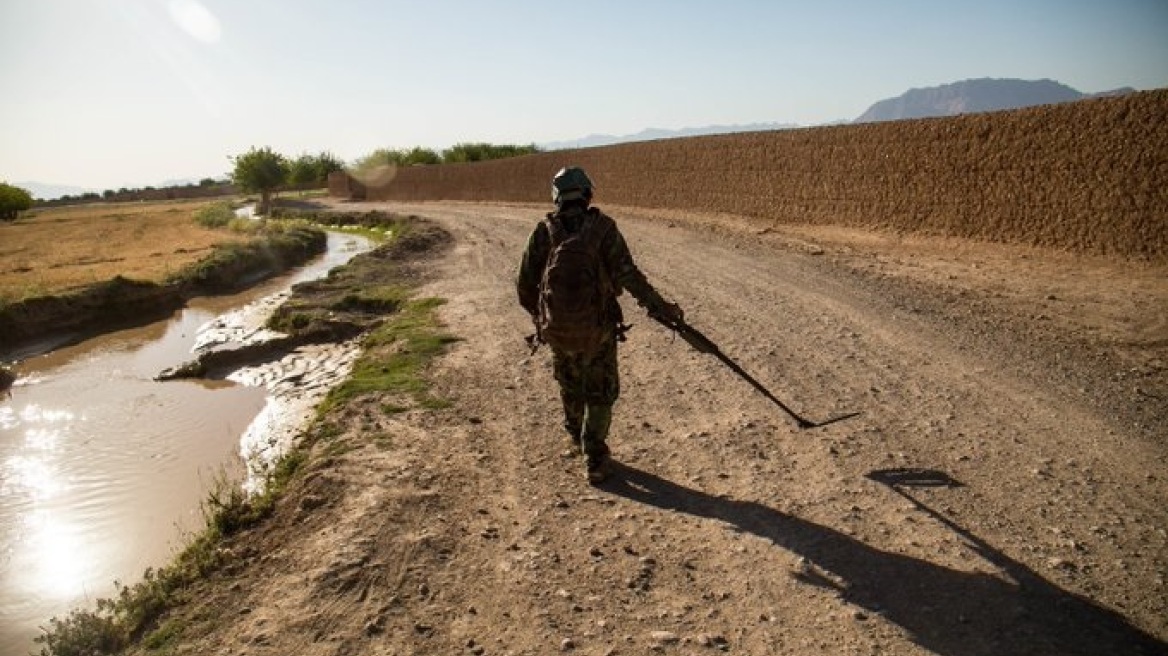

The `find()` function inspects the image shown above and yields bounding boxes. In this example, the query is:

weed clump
[193,201,235,228]
[34,470,282,656]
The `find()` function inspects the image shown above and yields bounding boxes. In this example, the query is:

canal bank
[0,222,327,362]
[5,211,449,655]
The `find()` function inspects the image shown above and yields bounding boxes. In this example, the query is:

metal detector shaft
[649,313,856,430]
[706,346,816,429]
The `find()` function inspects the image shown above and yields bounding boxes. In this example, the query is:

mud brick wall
[367,90,1167,261]
[328,170,365,200]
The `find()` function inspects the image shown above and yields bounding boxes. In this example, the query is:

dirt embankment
[360,90,1167,262]
[157,212,444,382]
[0,226,326,359]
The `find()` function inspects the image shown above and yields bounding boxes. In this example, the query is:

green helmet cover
[552,166,593,204]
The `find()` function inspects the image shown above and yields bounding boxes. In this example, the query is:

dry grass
[0,199,248,303]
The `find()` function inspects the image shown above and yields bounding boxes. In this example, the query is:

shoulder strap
[583,208,615,252]
[543,212,568,247]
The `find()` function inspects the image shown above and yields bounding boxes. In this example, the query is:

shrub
[193,202,235,228]
[0,182,33,221]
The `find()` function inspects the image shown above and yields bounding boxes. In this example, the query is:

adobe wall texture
[365,89,1167,261]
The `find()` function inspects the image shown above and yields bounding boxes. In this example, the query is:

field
[0,200,247,304]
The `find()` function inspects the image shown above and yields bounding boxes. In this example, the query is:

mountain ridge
[854,77,1135,123]
[540,121,802,151]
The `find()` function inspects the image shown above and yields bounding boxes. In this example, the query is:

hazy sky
[3,0,1166,191]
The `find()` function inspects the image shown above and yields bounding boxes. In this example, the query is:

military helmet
[551,166,593,204]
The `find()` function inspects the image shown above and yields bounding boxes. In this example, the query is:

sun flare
[168,0,222,44]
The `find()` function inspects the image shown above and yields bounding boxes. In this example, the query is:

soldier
[517,166,683,483]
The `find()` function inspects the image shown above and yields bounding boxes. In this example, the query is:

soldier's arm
[516,223,549,317]
[604,226,674,315]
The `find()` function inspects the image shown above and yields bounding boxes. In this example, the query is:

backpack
[536,209,615,354]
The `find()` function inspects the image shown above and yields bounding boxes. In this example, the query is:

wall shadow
[601,462,1167,656]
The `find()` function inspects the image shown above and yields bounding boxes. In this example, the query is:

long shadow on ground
[602,463,1167,656]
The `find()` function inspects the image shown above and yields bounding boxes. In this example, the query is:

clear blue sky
[3,0,1166,191]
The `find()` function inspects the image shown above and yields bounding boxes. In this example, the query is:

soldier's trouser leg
[581,403,613,458]
[560,390,585,447]
[553,339,619,458]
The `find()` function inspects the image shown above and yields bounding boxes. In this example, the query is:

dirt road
[156,201,1167,656]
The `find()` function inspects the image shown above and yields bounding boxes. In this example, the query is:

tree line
[39,179,239,207]
[349,142,540,172]
[233,143,540,215]
[1,142,540,220]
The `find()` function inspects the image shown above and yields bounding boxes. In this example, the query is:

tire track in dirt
[380,201,1167,655]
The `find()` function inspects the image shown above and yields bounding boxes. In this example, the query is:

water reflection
[0,346,267,654]
[5,452,64,499]
[23,509,91,599]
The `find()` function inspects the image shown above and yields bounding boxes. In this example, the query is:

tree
[231,146,288,215]
[349,142,537,181]
[0,182,33,221]
[351,148,398,174]
[288,153,319,191]
[312,151,345,181]
[289,151,345,191]
[443,142,539,163]
[352,146,441,174]
[400,146,441,166]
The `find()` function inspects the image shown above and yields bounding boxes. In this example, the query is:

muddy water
[0,231,374,654]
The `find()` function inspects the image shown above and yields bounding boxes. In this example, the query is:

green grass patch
[419,394,454,410]
[141,615,188,651]
[381,402,410,415]
[320,297,459,414]
[329,284,408,314]
[326,223,395,243]
[309,420,343,443]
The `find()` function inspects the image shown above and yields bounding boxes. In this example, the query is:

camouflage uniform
[517,204,674,461]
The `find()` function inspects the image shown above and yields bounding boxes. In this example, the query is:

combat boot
[586,455,610,484]
[584,443,612,484]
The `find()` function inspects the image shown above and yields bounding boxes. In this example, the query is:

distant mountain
[541,121,799,150]
[15,181,98,201]
[158,177,203,188]
[14,177,219,201]
[854,78,1135,123]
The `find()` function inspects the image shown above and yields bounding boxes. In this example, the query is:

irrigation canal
[0,230,374,654]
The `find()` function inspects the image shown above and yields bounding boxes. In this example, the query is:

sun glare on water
[2,404,92,599]
[2,404,73,500]
[21,509,93,599]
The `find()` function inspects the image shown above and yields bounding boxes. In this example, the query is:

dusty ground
[146,200,1167,656]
